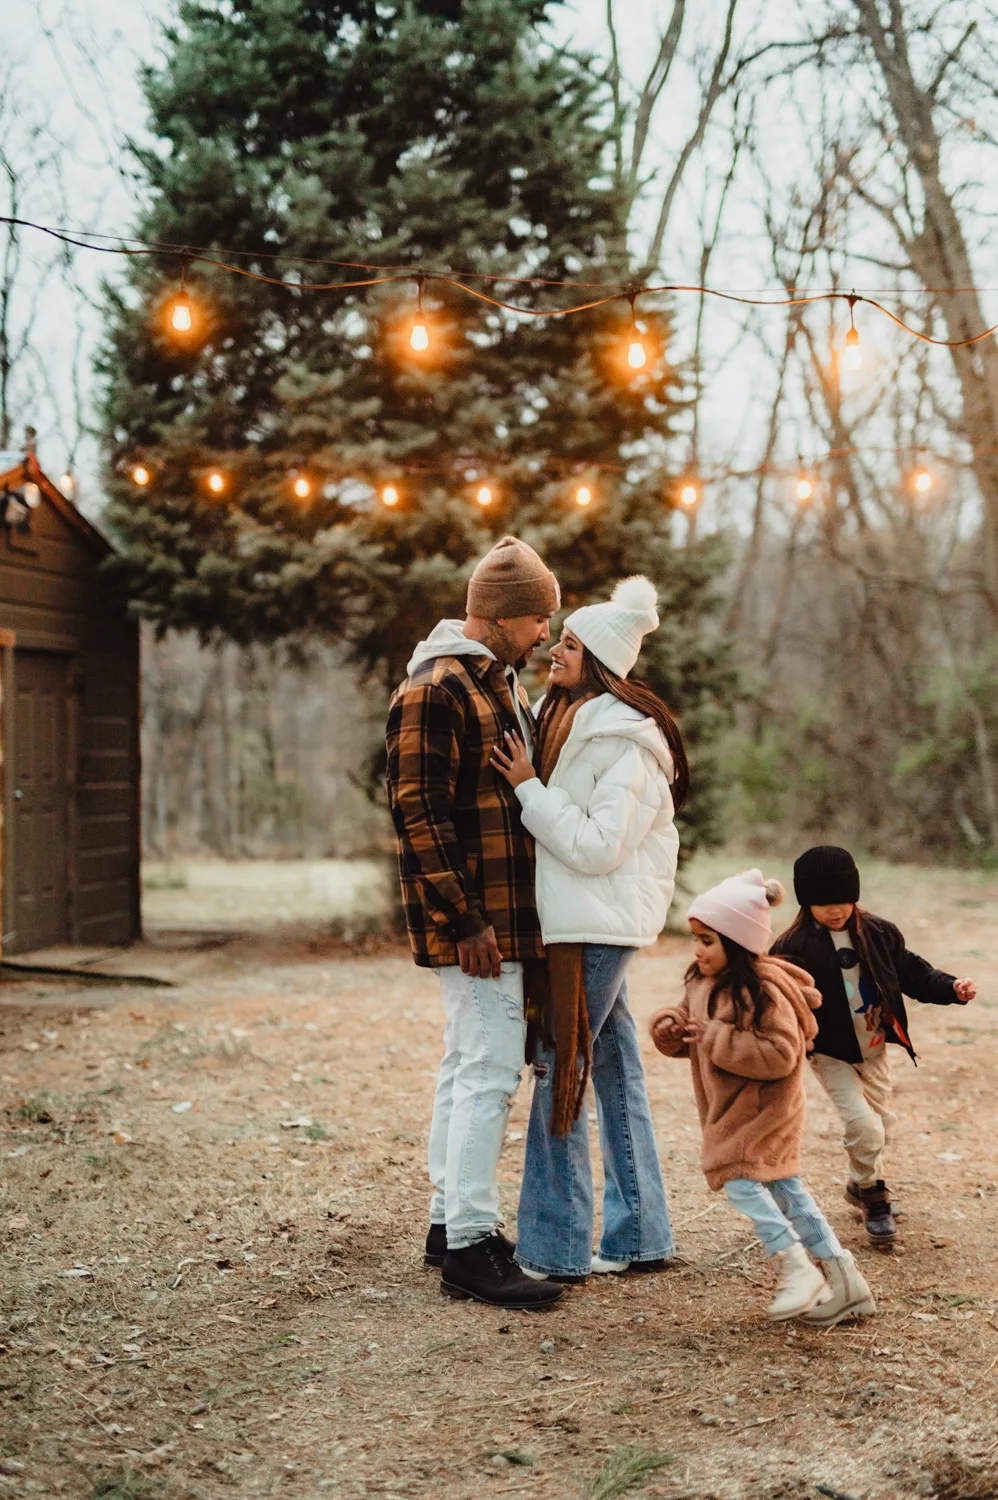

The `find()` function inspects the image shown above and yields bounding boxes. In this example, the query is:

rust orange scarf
[528,691,595,1137]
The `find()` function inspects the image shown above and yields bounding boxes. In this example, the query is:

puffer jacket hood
[515,692,679,947]
[406,619,495,676]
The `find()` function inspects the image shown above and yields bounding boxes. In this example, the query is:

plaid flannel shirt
[386,653,544,969]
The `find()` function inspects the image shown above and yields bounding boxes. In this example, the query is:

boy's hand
[954,978,976,1003]
[682,1019,705,1045]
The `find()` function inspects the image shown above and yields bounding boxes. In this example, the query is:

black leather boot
[424,1223,448,1267]
[859,1180,897,1244]
[441,1232,564,1308]
[425,1224,515,1268]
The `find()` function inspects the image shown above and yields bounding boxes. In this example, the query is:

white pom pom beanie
[562,575,659,678]
[687,869,785,956]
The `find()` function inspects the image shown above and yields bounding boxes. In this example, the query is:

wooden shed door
[10,651,71,952]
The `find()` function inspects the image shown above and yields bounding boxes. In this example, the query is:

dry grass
[1,854,998,1499]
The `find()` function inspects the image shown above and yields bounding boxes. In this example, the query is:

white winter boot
[766,1242,830,1321]
[799,1250,876,1326]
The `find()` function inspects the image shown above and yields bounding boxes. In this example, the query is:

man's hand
[457,924,503,980]
[954,978,977,1003]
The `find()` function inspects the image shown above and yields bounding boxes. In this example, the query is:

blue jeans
[515,944,674,1278]
[724,1177,843,1259]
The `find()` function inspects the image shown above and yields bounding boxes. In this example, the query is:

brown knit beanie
[466,536,560,619]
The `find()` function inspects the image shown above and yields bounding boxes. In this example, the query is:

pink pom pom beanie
[687,869,785,956]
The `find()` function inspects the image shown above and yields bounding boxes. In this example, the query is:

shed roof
[0,453,114,556]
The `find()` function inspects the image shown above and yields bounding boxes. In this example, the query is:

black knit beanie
[793,846,861,906]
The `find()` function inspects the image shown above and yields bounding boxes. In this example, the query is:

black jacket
[771,911,959,1064]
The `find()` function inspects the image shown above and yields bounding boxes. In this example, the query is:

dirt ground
[2,854,997,1500]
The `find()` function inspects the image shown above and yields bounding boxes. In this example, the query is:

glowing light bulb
[131,464,151,487]
[170,292,194,333]
[575,485,592,507]
[627,338,647,370]
[207,471,225,494]
[679,483,698,508]
[796,477,813,502]
[842,326,862,371]
[914,467,932,493]
[382,484,399,507]
[60,472,74,493]
[292,475,311,500]
[410,320,429,352]
[476,484,493,507]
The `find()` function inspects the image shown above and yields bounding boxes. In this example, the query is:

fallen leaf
[172,1101,193,1114]
[912,1311,938,1321]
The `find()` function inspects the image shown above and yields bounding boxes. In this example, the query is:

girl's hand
[490,730,537,788]
[954,978,977,1003]
[682,1018,705,1045]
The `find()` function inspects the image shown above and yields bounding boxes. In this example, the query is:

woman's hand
[954,978,977,1003]
[682,1018,705,1045]
[490,729,537,788]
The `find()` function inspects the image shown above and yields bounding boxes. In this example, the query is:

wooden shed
[0,450,140,956]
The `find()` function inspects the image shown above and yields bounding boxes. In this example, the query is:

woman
[491,575,686,1281]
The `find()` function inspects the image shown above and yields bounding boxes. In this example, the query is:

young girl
[772,846,977,1244]
[650,869,876,1325]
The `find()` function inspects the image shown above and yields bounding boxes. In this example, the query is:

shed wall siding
[0,486,140,951]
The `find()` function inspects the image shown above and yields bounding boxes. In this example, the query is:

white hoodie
[406,619,533,749]
[514,693,679,946]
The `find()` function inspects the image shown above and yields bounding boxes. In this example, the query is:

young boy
[771,846,976,1245]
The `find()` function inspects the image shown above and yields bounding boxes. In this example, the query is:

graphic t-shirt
[831,927,884,1054]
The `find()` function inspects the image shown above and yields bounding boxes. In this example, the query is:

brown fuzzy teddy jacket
[649,957,821,1190]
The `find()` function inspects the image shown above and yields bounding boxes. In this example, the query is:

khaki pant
[811,1048,897,1187]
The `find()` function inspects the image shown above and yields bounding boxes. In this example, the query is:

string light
[476,484,493,507]
[841,293,862,371]
[913,466,933,493]
[207,470,226,494]
[131,464,151,487]
[60,472,74,493]
[170,292,193,333]
[796,458,813,502]
[574,484,593,507]
[626,292,647,370]
[381,484,399,507]
[292,474,312,500]
[679,482,699,507]
[409,278,429,352]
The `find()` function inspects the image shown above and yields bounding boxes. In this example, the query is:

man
[386,536,564,1309]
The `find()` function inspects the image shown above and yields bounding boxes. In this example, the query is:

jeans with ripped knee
[515,944,674,1278]
[427,961,526,1250]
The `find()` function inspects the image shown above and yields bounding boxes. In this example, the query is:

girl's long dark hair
[783,903,876,978]
[537,646,690,810]
[685,935,769,1029]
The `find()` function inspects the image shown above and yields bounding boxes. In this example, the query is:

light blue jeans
[724,1176,843,1259]
[515,944,674,1278]
[428,962,526,1250]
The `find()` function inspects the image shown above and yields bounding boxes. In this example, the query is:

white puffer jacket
[514,693,679,946]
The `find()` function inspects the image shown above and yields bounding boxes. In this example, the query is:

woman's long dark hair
[685,933,769,1029]
[537,645,690,810]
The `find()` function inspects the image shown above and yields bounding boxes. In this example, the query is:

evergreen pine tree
[100,0,731,853]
